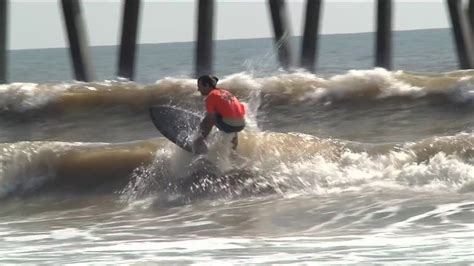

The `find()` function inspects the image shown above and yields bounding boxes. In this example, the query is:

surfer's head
[197,75,219,96]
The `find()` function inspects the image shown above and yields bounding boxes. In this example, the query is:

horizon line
[9,27,449,52]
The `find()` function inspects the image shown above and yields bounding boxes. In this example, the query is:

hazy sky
[9,0,450,50]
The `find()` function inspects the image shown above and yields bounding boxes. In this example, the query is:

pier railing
[0,0,473,83]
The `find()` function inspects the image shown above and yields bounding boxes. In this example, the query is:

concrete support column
[61,0,95,82]
[447,0,474,69]
[268,0,293,70]
[117,0,141,81]
[375,0,392,69]
[195,0,214,78]
[0,0,7,84]
[301,0,322,72]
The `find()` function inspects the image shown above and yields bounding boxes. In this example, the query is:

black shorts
[215,114,245,133]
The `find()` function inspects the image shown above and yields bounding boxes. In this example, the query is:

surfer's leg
[231,133,238,150]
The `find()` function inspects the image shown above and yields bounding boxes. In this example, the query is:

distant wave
[0,69,473,112]
[1,131,472,199]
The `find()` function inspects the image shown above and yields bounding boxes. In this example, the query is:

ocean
[0,28,473,264]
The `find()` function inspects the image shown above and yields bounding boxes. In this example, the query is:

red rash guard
[206,88,245,119]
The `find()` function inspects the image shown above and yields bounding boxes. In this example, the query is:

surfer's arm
[193,113,215,154]
[199,112,215,139]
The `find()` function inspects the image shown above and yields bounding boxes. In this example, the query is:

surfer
[193,75,246,154]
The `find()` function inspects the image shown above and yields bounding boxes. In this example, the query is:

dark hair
[198,75,219,87]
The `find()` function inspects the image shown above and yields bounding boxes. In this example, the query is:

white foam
[4,234,51,242]
[154,77,197,94]
[194,69,474,103]
[212,69,426,103]
[244,132,474,194]
[82,238,250,252]
[0,141,83,197]
[0,83,68,111]
[50,228,83,240]
[447,79,474,103]
[0,68,472,113]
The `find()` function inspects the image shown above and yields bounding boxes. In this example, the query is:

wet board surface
[149,105,202,152]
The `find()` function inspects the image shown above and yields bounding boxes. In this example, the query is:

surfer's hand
[192,136,208,154]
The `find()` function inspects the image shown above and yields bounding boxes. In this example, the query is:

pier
[0,0,7,84]
[0,0,473,83]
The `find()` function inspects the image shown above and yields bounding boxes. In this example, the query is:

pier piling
[117,0,141,81]
[268,0,293,70]
[467,0,474,42]
[0,0,7,84]
[375,0,392,70]
[3,1,474,81]
[447,0,474,69]
[61,0,95,82]
[301,0,322,73]
[195,0,214,78]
